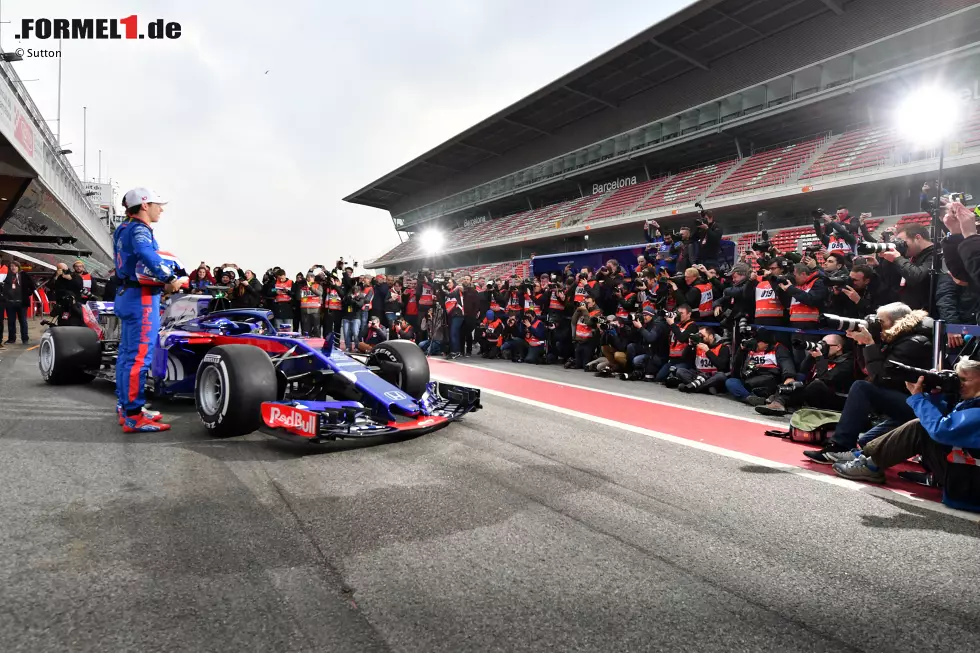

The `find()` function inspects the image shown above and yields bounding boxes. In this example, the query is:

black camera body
[824,275,851,289]
[793,339,829,356]
[886,361,960,394]
[778,381,805,395]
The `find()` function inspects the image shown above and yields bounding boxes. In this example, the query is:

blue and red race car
[38,292,481,442]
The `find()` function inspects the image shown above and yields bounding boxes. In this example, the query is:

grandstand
[348,0,980,275]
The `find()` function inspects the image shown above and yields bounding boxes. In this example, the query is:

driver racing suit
[112,218,175,419]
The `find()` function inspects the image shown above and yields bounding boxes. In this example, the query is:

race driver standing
[113,188,181,433]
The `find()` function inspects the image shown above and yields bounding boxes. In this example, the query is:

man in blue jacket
[113,188,182,433]
[833,358,980,511]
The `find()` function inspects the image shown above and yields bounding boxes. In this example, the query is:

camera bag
[763,409,841,444]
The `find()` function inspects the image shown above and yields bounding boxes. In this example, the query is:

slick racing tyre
[195,344,277,438]
[371,340,430,399]
[38,327,101,385]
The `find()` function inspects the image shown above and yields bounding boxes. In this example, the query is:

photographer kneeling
[725,335,795,406]
[675,327,731,394]
[831,359,980,511]
[755,335,854,416]
[660,305,698,385]
[804,302,934,463]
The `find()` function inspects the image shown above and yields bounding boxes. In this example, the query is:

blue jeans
[419,339,442,356]
[449,315,464,354]
[385,312,397,326]
[831,381,916,449]
[342,317,361,351]
[657,360,691,382]
[525,344,545,364]
[725,377,750,399]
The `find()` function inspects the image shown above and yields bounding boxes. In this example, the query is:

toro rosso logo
[261,404,318,438]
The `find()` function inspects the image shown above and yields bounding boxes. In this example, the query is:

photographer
[780,263,827,331]
[567,296,601,370]
[385,278,404,327]
[518,310,548,365]
[832,358,980,510]
[676,327,731,394]
[478,310,504,359]
[804,302,934,463]
[572,269,599,305]
[595,315,633,376]
[755,335,854,416]
[461,275,481,356]
[392,316,417,343]
[623,306,668,380]
[263,268,294,330]
[713,263,754,319]
[825,264,882,319]
[439,277,465,360]
[725,336,795,406]
[356,316,388,353]
[695,209,724,269]
[339,280,367,352]
[503,277,526,317]
[322,275,345,340]
[501,313,525,362]
[660,305,698,384]
[813,206,857,256]
[876,224,936,311]
[670,265,721,320]
[936,271,979,357]
[546,276,573,363]
[675,227,697,272]
[299,272,323,337]
[228,266,262,309]
[416,269,436,315]
[50,262,84,305]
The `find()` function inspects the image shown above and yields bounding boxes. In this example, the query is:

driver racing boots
[117,404,164,426]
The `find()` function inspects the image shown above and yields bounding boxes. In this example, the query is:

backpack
[764,408,841,445]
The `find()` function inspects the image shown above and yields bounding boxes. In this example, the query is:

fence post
[933,319,946,370]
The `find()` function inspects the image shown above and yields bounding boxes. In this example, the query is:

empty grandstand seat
[800,126,900,180]
[585,177,666,223]
[710,139,822,198]
[635,160,736,212]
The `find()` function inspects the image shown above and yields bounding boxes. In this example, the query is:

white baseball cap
[122,187,168,209]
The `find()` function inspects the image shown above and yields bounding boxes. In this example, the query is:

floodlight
[420,229,445,254]
[894,86,961,146]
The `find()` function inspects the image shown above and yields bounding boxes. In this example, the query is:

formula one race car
[38,292,481,442]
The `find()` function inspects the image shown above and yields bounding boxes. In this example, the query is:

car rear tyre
[372,340,430,399]
[38,327,100,385]
[195,344,277,438]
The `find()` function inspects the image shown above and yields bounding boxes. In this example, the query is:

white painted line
[437,359,779,427]
[433,370,980,524]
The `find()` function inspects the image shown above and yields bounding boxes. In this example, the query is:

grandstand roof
[345,0,857,211]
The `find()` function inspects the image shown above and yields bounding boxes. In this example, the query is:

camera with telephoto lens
[819,313,866,332]
[824,275,851,289]
[885,361,960,394]
[751,230,773,253]
[778,381,805,395]
[770,274,794,286]
[812,208,830,220]
[661,310,677,321]
[688,332,704,346]
[857,241,908,256]
[793,338,829,356]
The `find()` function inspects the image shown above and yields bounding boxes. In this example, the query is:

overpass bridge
[0,52,113,275]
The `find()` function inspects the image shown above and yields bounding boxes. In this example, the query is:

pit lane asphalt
[2,342,980,653]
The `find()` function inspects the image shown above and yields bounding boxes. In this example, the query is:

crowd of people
[160,197,972,507]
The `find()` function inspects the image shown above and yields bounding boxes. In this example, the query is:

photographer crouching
[804,302,934,463]
[674,327,732,394]
[724,334,796,406]
[660,305,698,384]
[754,334,854,416]
[831,358,980,510]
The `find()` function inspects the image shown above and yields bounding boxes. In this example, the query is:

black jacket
[799,352,855,393]
[1,271,35,304]
[880,245,938,312]
[862,310,934,394]
[935,274,979,327]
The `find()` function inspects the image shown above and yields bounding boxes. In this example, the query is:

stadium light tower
[893,85,962,318]
[420,229,445,255]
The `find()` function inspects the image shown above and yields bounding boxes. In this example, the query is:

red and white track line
[430,359,980,523]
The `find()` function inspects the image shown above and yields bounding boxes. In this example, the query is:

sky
[2,0,694,274]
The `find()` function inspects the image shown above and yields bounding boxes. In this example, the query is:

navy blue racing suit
[112,218,175,415]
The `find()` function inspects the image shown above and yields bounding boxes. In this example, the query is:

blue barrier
[947,323,980,338]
